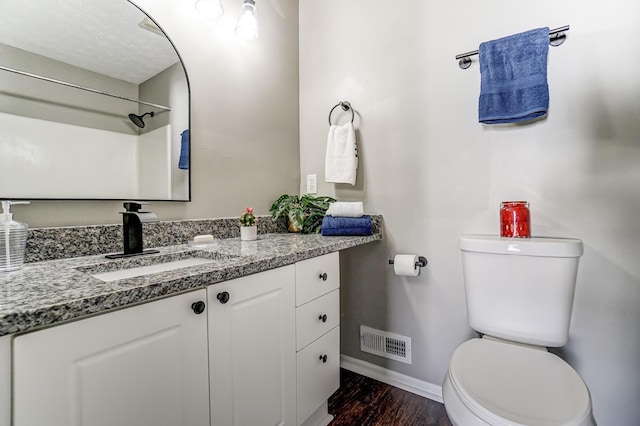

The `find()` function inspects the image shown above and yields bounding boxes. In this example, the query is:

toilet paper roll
[393,254,420,276]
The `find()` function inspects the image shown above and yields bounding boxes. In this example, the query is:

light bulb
[235,0,259,41]
[195,0,224,19]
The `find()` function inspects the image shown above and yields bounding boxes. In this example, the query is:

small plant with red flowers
[239,207,256,227]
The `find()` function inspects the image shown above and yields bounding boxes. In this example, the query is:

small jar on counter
[500,201,530,238]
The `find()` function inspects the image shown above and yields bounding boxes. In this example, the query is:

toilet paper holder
[388,256,428,269]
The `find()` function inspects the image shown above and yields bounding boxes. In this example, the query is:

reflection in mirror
[0,0,190,200]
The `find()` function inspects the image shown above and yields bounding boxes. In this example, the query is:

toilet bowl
[444,235,596,425]
[443,338,595,426]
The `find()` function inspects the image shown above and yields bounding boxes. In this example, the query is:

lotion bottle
[0,201,30,273]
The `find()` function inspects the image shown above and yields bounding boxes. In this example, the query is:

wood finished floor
[328,369,453,426]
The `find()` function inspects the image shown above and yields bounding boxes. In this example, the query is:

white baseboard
[301,401,333,426]
[340,354,444,404]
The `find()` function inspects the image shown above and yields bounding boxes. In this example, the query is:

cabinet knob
[319,272,328,281]
[191,301,206,314]
[318,314,328,323]
[217,291,230,304]
[319,354,328,363]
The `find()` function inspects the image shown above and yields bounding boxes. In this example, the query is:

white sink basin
[90,258,216,282]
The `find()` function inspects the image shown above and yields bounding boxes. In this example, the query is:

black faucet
[106,202,159,259]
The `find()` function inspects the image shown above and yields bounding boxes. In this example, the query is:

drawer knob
[191,301,206,314]
[319,272,328,281]
[319,354,328,363]
[319,314,328,323]
[217,292,230,304]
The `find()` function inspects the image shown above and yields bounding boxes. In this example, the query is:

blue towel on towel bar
[321,215,372,236]
[179,129,189,170]
[478,27,550,124]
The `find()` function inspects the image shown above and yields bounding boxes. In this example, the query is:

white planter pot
[240,226,257,241]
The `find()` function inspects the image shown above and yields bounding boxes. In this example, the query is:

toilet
[442,235,596,426]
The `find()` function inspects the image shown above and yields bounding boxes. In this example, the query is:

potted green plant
[269,194,336,234]
[239,207,257,241]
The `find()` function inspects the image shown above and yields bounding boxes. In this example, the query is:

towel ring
[328,101,355,125]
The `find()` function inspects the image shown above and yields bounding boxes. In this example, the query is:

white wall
[138,125,172,199]
[299,1,640,425]
[0,113,177,199]
[14,0,300,227]
[139,62,190,200]
[0,112,137,199]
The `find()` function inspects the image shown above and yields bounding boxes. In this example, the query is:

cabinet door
[13,290,210,426]
[208,265,296,426]
[296,326,340,424]
[0,336,9,426]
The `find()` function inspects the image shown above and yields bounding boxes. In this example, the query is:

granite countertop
[0,232,381,337]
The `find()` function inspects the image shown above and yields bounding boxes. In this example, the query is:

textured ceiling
[0,0,180,84]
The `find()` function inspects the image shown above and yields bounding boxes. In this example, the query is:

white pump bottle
[0,200,30,272]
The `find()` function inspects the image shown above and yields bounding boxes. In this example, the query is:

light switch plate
[306,174,317,194]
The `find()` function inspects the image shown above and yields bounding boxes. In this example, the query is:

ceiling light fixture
[195,0,224,19]
[235,0,259,41]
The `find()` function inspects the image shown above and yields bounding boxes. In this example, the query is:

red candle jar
[500,201,530,238]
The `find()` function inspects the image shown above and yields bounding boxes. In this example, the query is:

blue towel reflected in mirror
[179,129,189,170]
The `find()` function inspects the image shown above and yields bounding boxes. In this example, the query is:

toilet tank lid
[460,235,584,258]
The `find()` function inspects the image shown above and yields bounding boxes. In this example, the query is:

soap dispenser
[0,200,30,273]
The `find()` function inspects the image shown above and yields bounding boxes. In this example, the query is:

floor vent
[360,325,412,364]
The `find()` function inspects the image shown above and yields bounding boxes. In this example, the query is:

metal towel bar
[455,25,570,69]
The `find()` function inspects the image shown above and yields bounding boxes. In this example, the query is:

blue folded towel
[178,129,189,170]
[321,215,372,236]
[478,27,549,124]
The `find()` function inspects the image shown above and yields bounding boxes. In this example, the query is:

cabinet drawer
[296,326,340,425]
[296,289,340,351]
[296,252,339,306]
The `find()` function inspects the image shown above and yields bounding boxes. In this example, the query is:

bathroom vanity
[0,227,381,426]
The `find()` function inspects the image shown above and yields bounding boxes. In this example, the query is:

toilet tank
[459,235,584,347]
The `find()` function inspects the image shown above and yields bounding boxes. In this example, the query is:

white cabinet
[296,327,340,425]
[295,252,340,426]
[10,252,342,426]
[207,265,296,426]
[0,335,10,426]
[295,252,340,307]
[296,289,339,350]
[13,290,210,426]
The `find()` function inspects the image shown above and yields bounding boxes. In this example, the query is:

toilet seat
[448,338,593,426]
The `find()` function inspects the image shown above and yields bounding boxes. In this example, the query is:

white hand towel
[326,201,364,217]
[325,122,357,185]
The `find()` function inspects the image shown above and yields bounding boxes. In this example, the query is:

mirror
[0,0,190,201]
